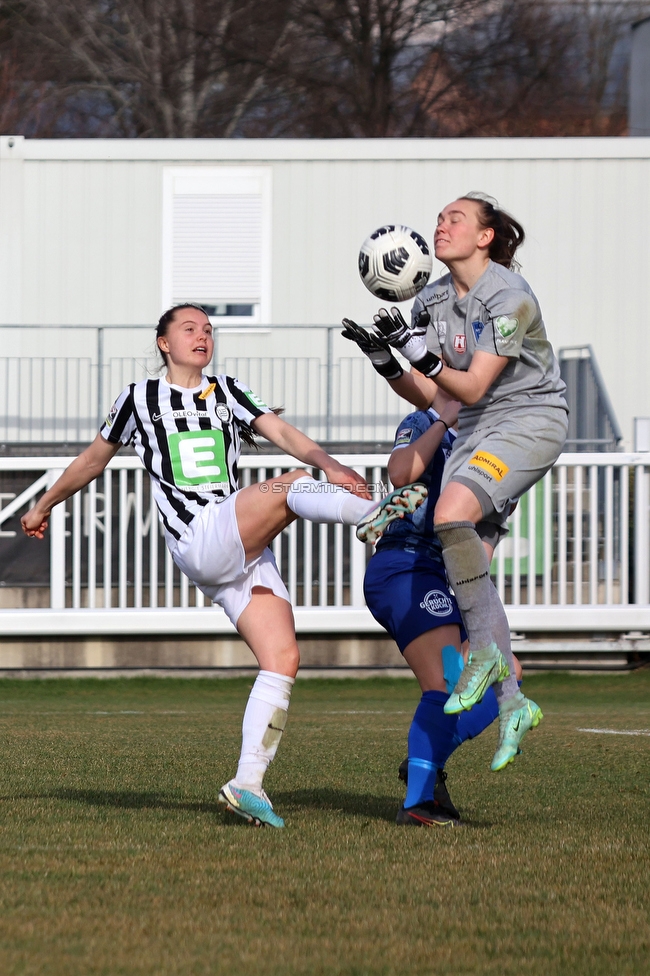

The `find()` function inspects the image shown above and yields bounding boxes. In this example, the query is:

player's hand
[341,318,403,380]
[322,460,372,500]
[372,307,413,349]
[21,506,50,539]
[373,307,442,377]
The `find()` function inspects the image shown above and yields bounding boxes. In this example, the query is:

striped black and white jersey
[100,374,271,543]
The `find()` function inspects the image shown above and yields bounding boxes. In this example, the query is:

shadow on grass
[22,787,495,828]
[274,788,405,822]
[43,788,227,817]
[274,789,496,828]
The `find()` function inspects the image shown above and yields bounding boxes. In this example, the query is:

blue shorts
[363,547,466,653]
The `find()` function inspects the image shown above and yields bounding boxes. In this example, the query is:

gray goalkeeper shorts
[442,406,569,530]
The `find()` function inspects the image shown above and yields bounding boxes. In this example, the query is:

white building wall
[1,136,650,446]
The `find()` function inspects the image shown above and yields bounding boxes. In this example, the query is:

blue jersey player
[364,401,520,826]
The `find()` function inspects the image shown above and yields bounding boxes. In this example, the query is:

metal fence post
[326,326,333,442]
[97,326,104,428]
[634,462,649,604]
[349,497,367,607]
[48,468,66,609]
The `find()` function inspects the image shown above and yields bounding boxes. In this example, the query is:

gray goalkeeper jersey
[412,260,567,431]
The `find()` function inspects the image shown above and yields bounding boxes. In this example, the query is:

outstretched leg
[434,482,542,770]
[218,588,299,828]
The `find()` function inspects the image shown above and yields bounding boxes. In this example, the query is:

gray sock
[435,520,520,706]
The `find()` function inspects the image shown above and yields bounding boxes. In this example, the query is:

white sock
[234,670,295,794]
[286,476,375,525]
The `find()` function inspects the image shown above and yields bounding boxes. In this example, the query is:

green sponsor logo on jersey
[244,390,268,411]
[168,429,228,488]
[495,315,518,339]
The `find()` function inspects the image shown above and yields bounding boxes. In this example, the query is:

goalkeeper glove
[341,318,403,380]
[372,308,443,378]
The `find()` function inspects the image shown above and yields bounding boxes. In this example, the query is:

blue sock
[453,686,499,745]
[452,680,521,747]
[405,690,459,808]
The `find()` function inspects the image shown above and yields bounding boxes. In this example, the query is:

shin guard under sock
[235,670,294,794]
[405,690,459,808]
[435,521,520,705]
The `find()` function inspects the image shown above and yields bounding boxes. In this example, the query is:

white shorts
[169,492,290,627]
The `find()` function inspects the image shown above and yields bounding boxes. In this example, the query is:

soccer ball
[358,225,433,302]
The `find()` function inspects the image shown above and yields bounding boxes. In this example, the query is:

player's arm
[386,369,437,409]
[251,411,371,498]
[21,434,121,539]
[388,400,460,487]
[431,351,508,406]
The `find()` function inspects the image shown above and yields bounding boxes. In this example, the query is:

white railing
[1,453,650,635]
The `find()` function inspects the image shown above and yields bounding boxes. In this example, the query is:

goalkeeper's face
[434,199,493,265]
[157,307,214,370]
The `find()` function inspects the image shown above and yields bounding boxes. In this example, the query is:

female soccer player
[345,193,568,772]
[21,303,426,829]
[364,400,522,826]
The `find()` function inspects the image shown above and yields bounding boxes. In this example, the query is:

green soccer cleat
[491,697,543,772]
[443,642,510,714]
[218,781,285,828]
[356,483,428,545]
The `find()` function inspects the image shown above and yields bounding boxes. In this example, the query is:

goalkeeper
[343,193,568,772]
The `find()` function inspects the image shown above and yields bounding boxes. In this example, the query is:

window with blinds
[162,168,271,323]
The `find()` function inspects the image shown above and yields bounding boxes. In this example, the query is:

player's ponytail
[461,192,525,270]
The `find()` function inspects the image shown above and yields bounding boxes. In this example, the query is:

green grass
[0,673,649,976]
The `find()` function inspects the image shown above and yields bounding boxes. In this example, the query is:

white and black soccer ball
[358,225,433,302]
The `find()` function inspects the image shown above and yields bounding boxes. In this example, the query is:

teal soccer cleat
[491,697,543,771]
[356,483,428,545]
[218,781,285,828]
[443,642,510,714]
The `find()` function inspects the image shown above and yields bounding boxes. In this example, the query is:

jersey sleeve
[392,411,432,450]
[225,377,273,424]
[100,385,136,446]
[477,288,538,359]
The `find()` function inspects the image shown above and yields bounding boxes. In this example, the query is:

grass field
[0,672,648,976]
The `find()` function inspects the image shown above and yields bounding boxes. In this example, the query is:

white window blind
[162,168,271,321]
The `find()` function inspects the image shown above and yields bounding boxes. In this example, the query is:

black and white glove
[372,308,442,378]
[341,318,403,380]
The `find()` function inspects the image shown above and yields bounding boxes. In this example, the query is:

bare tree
[413,0,650,137]
[0,0,648,137]
[1,0,297,137]
[258,0,483,137]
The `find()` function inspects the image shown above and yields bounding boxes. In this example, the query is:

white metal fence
[0,325,406,444]
[1,453,650,636]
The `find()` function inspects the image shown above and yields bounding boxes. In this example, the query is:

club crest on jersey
[468,450,509,483]
[216,404,231,423]
[472,320,485,342]
[453,334,467,353]
[420,589,454,617]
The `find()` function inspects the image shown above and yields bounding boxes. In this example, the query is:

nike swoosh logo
[458,670,493,706]
[152,412,166,421]
[512,716,521,732]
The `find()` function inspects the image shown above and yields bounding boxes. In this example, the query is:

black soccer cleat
[434,769,460,821]
[398,760,460,821]
[396,801,460,827]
